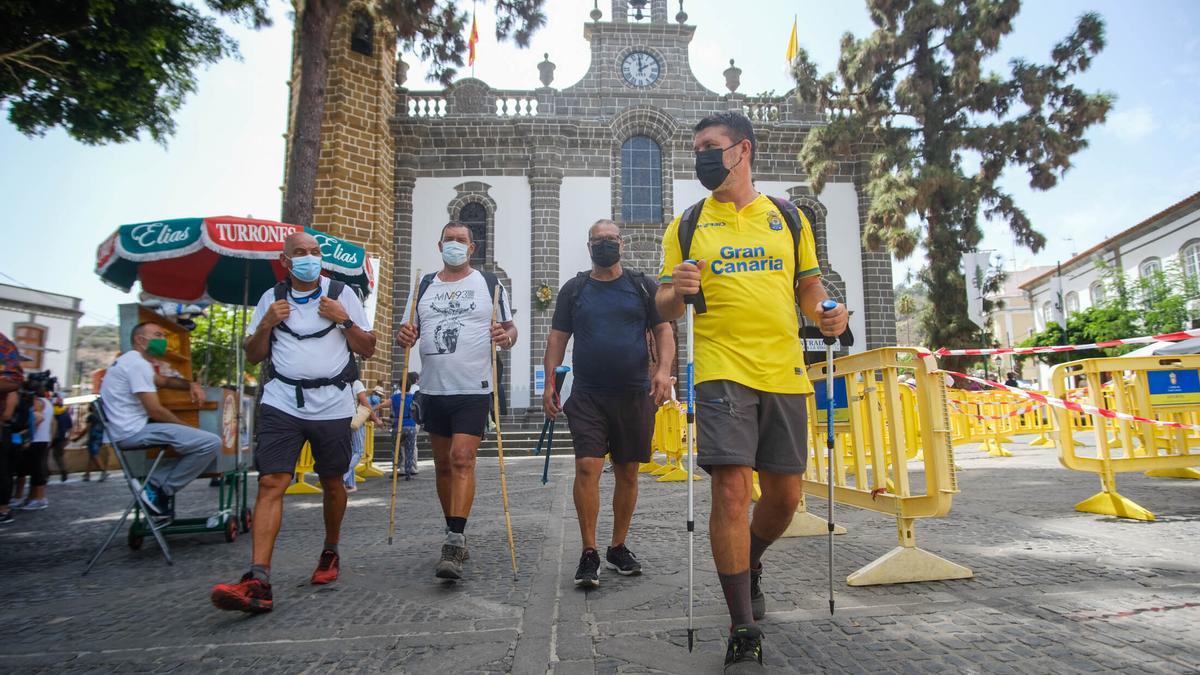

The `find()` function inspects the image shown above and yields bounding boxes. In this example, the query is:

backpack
[676,195,807,313]
[561,269,657,330]
[263,279,360,408]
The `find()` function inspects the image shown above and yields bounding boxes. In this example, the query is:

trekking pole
[388,268,420,546]
[820,299,838,615]
[541,366,570,485]
[682,259,706,652]
[490,286,519,581]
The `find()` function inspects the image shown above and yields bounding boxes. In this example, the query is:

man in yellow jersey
[656,111,848,674]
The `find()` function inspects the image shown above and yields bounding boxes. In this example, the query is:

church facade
[291,0,895,416]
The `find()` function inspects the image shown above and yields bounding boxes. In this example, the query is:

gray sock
[718,570,755,627]
[749,531,772,570]
[249,564,270,583]
[445,531,465,547]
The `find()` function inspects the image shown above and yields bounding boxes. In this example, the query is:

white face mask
[441,240,469,266]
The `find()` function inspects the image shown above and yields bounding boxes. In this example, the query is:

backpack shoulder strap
[766,195,804,284]
[479,270,507,318]
[677,198,707,262]
[327,279,346,300]
[273,281,289,302]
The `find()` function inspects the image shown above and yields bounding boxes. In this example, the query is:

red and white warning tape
[940,370,1200,432]
[920,328,1200,358]
[948,399,1042,420]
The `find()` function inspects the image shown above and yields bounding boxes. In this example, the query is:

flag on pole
[468,12,479,67]
[785,17,799,64]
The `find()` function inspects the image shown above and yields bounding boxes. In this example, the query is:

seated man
[99,322,220,516]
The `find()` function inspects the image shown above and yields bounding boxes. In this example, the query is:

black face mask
[694,143,741,191]
[589,239,621,267]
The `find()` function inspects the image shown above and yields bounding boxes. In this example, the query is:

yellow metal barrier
[285,441,322,494]
[654,401,700,482]
[1049,354,1200,521]
[804,347,971,586]
[357,422,384,479]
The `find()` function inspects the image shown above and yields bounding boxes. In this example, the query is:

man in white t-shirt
[211,231,376,614]
[100,322,220,517]
[396,221,516,581]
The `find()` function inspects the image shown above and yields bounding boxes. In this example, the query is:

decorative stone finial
[723,59,742,94]
[676,0,688,24]
[538,53,556,88]
[395,54,409,89]
[590,0,602,22]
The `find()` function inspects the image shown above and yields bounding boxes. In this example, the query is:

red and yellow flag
[468,13,479,66]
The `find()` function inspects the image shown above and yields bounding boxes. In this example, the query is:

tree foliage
[1,0,271,144]
[1018,262,1200,366]
[792,0,1112,360]
[191,305,259,386]
[282,0,546,227]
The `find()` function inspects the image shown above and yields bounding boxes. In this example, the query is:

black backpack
[263,279,359,408]
[676,195,807,312]
[561,269,657,330]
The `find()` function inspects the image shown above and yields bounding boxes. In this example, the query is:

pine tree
[792,0,1111,363]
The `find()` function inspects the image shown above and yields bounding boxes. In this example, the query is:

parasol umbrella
[95,215,374,305]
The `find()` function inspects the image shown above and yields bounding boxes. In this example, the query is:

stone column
[528,136,564,403]
[854,155,896,350]
[391,167,416,380]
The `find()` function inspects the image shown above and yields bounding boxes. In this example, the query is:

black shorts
[254,405,352,477]
[564,390,655,465]
[18,442,50,487]
[423,394,490,438]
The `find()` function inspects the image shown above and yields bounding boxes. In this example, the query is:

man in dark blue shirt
[543,219,674,589]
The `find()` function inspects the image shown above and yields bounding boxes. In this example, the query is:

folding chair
[82,399,175,574]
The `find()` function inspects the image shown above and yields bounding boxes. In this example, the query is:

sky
[2,0,1198,325]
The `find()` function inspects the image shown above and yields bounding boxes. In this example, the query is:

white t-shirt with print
[416,270,511,396]
[99,350,159,442]
[249,277,372,420]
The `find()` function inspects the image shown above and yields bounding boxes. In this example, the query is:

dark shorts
[564,390,655,465]
[255,405,352,477]
[18,442,50,487]
[696,380,808,475]
[423,394,490,438]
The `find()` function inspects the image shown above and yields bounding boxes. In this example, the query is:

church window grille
[621,136,662,223]
[459,201,488,266]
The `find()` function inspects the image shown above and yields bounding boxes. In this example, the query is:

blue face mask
[289,254,322,282]
[441,241,470,267]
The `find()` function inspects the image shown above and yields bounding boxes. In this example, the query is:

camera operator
[12,374,54,510]
[0,332,25,524]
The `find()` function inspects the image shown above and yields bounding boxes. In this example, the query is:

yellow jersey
[659,194,821,394]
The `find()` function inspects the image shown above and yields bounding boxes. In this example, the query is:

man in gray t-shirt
[396,221,516,581]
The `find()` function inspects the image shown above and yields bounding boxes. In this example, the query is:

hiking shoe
[311,549,340,584]
[443,527,469,560]
[0,511,13,525]
[211,573,274,614]
[604,543,642,576]
[574,549,601,588]
[750,565,766,620]
[436,533,467,580]
[723,624,765,674]
[18,499,48,511]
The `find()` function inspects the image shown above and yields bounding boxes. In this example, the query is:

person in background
[0,332,26,524]
[50,394,72,482]
[73,406,108,481]
[344,380,383,493]
[1004,372,1020,388]
[14,379,54,510]
[400,372,420,479]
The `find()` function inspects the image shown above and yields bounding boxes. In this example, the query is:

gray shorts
[695,380,808,475]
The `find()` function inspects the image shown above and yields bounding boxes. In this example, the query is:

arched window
[1139,257,1162,279]
[621,136,662,223]
[458,201,488,266]
[350,9,374,56]
[1182,241,1200,280]
[13,323,46,369]
[1065,291,1079,315]
[1090,281,1107,306]
[1042,301,1053,326]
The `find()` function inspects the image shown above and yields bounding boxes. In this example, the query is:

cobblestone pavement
[1,435,1198,674]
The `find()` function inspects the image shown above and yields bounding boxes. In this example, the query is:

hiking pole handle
[681,259,707,315]
[820,300,839,346]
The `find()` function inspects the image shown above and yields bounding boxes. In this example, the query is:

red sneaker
[310,549,340,585]
[211,573,273,613]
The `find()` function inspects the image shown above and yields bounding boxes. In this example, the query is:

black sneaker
[435,533,467,580]
[574,549,600,588]
[604,543,642,576]
[750,565,765,620]
[723,624,765,674]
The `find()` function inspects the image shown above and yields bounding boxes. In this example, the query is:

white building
[1020,189,1200,384]
[0,283,83,386]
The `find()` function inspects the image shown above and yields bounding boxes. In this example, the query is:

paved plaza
[1,435,1198,674]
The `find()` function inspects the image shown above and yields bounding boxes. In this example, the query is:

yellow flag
[785,18,798,64]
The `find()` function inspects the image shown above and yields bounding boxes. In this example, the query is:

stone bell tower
[282,2,397,387]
